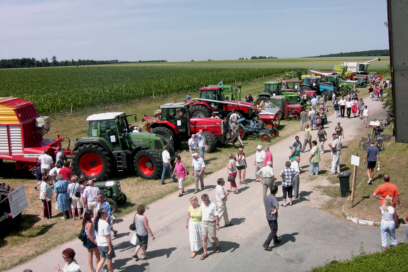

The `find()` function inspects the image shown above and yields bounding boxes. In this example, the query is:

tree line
[310,49,389,58]
[0,56,119,69]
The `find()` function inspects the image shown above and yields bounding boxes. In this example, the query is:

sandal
[191,252,197,258]
[200,253,208,260]
[140,256,149,260]
[132,255,139,261]
[215,246,221,253]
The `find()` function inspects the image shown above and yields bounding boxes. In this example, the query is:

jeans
[264,220,278,247]
[381,221,398,247]
[347,107,351,118]
[199,146,205,156]
[161,163,176,184]
[310,162,319,175]
[292,175,300,198]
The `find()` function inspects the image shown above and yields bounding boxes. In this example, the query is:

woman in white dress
[186,196,212,258]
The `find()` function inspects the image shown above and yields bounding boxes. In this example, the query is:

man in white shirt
[196,130,208,157]
[38,149,54,175]
[96,208,115,272]
[188,134,199,155]
[254,145,265,182]
[200,194,220,260]
[256,161,275,201]
[308,108,316,129]
[82,179,101,212]
[291,156,301,199]
[161,145,176,185]
[346,98,353,119]
[215,178,232,227]
[310,97,318,107]
[191,153,205,193]
[328,133,342,174]
[339,96,346,117]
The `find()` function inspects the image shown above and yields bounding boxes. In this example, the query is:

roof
[0,97,33,108]
[264,81,282,84]
[283,80,302,83]
[86,112,124,121]
[159,102,188,109]
[200,86,222,91]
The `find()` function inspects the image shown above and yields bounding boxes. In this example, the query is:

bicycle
[359,133,385,151]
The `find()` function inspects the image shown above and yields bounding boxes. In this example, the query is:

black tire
[254,96,270,108]
[191,105,211,118]
[359,139,368,150]
[106,198,117,212]
[116,193,127,205]
[72,144,113,181]
[134,149,163,179]
[203,132,217,152]
[322,90,329,99]
[292,115,299,121]
[151,126,175,150]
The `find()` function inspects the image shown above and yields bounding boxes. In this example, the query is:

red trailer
[0,97,72,175]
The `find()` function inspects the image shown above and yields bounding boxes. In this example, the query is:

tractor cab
[159,102,189,134]
[282,80,302,92]
[264,81,282,95]
[302,77,321,91]
[87,112,130,150]
[207,85,241,101]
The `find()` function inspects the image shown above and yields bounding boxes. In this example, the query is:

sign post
[350,153,360,208]
[8,185,28,218]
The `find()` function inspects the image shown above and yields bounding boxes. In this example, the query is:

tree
[52,56,58,66]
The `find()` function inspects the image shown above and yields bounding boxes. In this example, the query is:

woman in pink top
[172,155,188,197]
[263,146,273,167]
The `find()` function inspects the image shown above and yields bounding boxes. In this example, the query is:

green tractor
[95,180,127,206]
[72,112,168,181]
[255,81,301,108]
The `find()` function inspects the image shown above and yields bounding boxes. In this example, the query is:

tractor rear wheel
[134,149,162,179]
[191,105,211,118]
[203,132,217,153]
[151,127,175,150]
[254,96,270,108]
[72,144,113,180]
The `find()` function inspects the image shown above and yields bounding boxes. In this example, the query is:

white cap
[192,153,198,157]
[257,145,262,149]
[267,161,272,166]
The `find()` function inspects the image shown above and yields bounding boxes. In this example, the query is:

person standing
[38,149,53,176]
[161,145,176,185]
[299,109,308,131]
[256,161,275,202]
[230,120,243,146]
[328,133,342,174]
[301,125,312,153]
[247,94,254,102]
[39,175,53,219]
[262,185,280,251]
[333,99,340,118]
[346,98,353,119]
[188,134,199,155]
[186,93,192,101]
[335,122,344,140]
[331,93,336,107]
[364,140,380,185]
[289,143,299,162]
[95,209,115,272]
[373,175,402,209]
[226,153,239,194]
[308,108,316,130]
[55,147,65,164]
[379,195,398,251]
[309,141,321,176]
[131,205,155,260]
[222,117,229,139]
[291,156,301,199]
[339,96,346,118]
[215,178,232,227]
[363,105,369,128]
[254,145,265,182]
[82,210,100,272]
[235,148,247,185]
[200,194,221,260]
[67,175,82,221]
[82,179,101,212]
[191,153,205,193]
[172,155,188,197]
[229,110,239,125]
[289,136,302,157]
[95,193,118,237]
[196,130,208,157]
[316,126,327,154]
[59,161,72,181]
[280,161,298,207]
[263,146,273,167]
[310,96,318,108]
[54,174,71,220]
[357,98,364,118]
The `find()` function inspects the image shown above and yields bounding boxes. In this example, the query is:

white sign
[110,135,116,143]
[351,155,360,167]
[8,185,28,218]
[23,154,41,158]
[177,120,181,126]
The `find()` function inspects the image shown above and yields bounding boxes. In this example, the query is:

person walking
[363,105,369,127]
[335,122,344,140]
[226,153,239,194]
[319,108,327,128]
[131,205,155,260]
[54,174,71,220]
[333,99,340,118]
[39,175,53,219]
[291,156,301,199]
[308,108,316,130]
[82,210,100,272]
[262,185,280,251]
[373,175,402,209]
[316,126,327,153]
[256,161,275,202]
[215,178,232,227]
[186,196,212,258]
[379,195,398,251]
[364,140,380,185]
[82,179,101,212]
[230,120,243,146]
[263,146,273,167]
[235,148,247,185]
[299,109,308,131]
[95,193,118,237]
[328,133,342,174]
[280,161,298,207]
[346,98,352,119]
[254,145,265,182]
[95,209,115,272]
[196,130,208,156]
[289,136,302,157]
[67,175,82,221]
[339,96,346,118]
[172,155,188,197]
[309,141,321,176]
[161,145,176,185]
[191,153,205,193]
[54,248,81,272]
[301,125,312,153]
[188,134,199,155]
[200,194,221,260]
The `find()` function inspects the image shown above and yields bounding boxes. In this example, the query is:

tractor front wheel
[261,134,270,142]
[72,144,113,180]
[134,149,162,179]
[191,105,211,118]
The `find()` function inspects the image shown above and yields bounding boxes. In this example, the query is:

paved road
[9,97,406,272]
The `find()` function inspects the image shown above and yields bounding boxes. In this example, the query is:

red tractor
[144,102,227,152]
[0,97,72,176]
[190,86,258,120]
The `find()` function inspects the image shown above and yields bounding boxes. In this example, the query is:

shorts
[135,234,149,251]
[83,237,97,249]
[282,186,293,199]
[236,165,246,170]
[202,221,216,237]
[98,245,116,259]
[367,161,376,169]
[71,196,83,209]
[41,168,50,175]
[309,118,314,125]
[300,120,307,125]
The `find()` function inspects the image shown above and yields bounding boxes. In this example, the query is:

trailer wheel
[191,105,211,118]
[261,134,270,142]
[72,144,113,180]
[203,132,217,153]
[254,96,270,108]
[270,128,279,138]
[151,127,175,150]
[134,149,162,179]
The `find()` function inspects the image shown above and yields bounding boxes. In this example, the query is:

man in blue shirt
[95,193,118,236]
[364,140,380,185]
[186,93,191,101]
[289,136,302,156]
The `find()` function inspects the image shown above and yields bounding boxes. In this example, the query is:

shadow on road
[116,260,149,272]
[147,247,177,259]
[237,186,249,193]
[352,195,370,207]
[115,239,135,252]
[114,232,131,240]
[229,217,245,227]
[218,240,240,253]
[276,232,299,247]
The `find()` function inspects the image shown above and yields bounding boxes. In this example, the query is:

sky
[0,0,389,62]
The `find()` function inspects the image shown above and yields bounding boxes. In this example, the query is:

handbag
[74,183,80,198]
[129,223,136,231]
[227,176,235,182]
[78,228,87,243]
